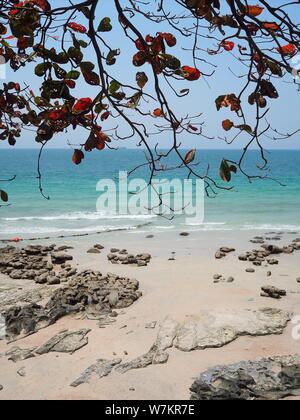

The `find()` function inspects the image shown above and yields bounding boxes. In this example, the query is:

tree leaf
[98,17,112,32]
[0,190,8,202]
[136,72,148,89]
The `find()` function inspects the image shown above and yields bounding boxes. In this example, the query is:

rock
[137,260,147,267]
[47,276,60,285]
[110,248,120,253]
[239,255,248,261]
[108,291,119,307]
[115,309,290,375]
[0,385,3,391]
[36,329,90,355]
[246,268,255,273]
[2,270,141,340]
[116,345,169,374]
[296,278,300,283]
[267,271,272,277]
[146,235,154,239]
[220,247,235,254]
[87,248,101,254]
[262,245,283,255]
[213,274,222,280]
[267,259,279,265]
[145,321,157,329]
[17,367,26,377]
[4,346,36,363]
[190,354,300,400]
[94,244,105,250]
[261,285,287,300]
[35,273,48,284]
[227,277,235,283]
[180,232,190,237]
[215,251,225,260]
[70,359,122,387]
[51,252,73,265]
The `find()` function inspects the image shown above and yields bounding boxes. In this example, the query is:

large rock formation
[190,354,300,400]
[116,308,290,373]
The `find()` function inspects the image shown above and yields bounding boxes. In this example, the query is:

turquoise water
[0,149,299,238]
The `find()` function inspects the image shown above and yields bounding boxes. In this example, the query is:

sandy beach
[0,228,299,400]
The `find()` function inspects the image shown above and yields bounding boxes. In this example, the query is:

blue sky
[0,0,299,151]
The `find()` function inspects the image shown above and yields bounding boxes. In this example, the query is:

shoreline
[0,229,300,400]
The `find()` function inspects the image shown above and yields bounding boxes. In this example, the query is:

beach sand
[0,229,299,400]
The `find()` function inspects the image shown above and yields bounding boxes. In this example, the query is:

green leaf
[220,160,237,182]
[109,80,121,94]
[98,17,112,32]
[35,63,51,77]
[66,70,81,80]
[160,54,181,70]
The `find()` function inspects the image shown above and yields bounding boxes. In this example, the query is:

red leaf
[72,149,84,165]
[182,66,201,81]
[67,22,87,34]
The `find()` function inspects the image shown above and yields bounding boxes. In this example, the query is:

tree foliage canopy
[0,0,299,203]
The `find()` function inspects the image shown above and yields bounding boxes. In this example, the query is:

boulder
[190,354,300,400]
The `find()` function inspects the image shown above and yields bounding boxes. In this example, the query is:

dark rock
[2,270,141,340]
[215,251,225,260]
[227,277,235,283]
[47,277,61,285]
[4,346,36,363]
[246,268,255,273]
[36,329,90,355]
[180,232,190,237]
[51,252,73,265]
[70,358,122,387]
[87,248,101,254]
[238,255,248,261]
[261,285,287,299]
[190,354,300,400]
[94,244,105,250]
[220,247,235,254]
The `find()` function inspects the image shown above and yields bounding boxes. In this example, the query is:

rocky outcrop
[36,329,90,355]
[261,285,287,299]
[1,270,141,340]
[190,354,300,400]
[116,308,290,373]
[0,245,77,286]
[238,240,300,267]
[107,251,152,267]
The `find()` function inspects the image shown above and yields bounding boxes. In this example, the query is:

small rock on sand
[87,248,101,254]
[180,232,190,237]
[0,385,3,391]
[246,268,255,273]
[227,277,235,283]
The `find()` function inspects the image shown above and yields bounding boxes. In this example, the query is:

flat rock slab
[190,354,300,400]
[36,329,91,355]
[2,346,37,363]
[70,358,122,387]
[156,307,290,352]
[115,308,290,374]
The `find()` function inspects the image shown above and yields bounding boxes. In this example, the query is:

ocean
[0,148,299,239]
